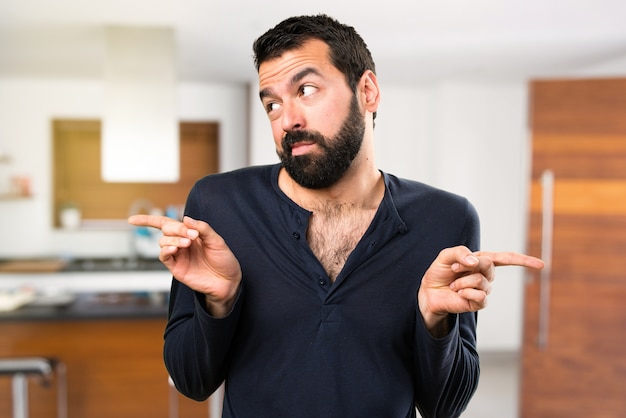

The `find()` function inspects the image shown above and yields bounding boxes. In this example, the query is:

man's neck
[278,162,384,213]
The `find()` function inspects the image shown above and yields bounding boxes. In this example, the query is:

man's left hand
[418,246,544,337]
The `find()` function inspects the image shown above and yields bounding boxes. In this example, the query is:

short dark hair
[252,14,376,94]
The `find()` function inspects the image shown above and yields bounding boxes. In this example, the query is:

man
[129,14,543,418]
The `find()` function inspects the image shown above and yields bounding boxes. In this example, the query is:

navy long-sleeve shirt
[164,164,480,418]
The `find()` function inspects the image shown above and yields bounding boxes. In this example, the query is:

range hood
[102,26,179,183]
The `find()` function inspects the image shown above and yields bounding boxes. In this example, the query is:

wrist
[204,296,235,318]
[418,289,451,337]
[204,284,240,318]
[420,310,450,338]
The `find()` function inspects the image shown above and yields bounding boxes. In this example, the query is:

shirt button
[318,277,327,286]
[292,232,300,239]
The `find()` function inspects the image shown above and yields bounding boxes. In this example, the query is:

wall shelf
[0,194,31,201]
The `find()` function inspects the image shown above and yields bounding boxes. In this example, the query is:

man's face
[277,95,364,189]
[258,39,366,189]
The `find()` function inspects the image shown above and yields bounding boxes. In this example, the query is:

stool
[0,357,67,418]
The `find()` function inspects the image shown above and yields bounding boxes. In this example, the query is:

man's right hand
[128,215,242,317]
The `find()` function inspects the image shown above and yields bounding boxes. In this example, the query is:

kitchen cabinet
[0,318,168,417]
[0,263,216,417]
[0,309,213,417]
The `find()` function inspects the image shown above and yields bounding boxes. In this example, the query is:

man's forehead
[259,67,323,100]
[257,39,332,87]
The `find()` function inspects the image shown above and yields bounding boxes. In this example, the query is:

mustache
[282,130,324,150]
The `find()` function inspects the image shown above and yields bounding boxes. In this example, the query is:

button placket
[287,205,329,297]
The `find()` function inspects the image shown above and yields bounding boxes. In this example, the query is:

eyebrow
[259,67,322,101]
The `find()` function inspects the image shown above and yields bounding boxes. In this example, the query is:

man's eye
[300,85,316,97]
[266,102,281,113]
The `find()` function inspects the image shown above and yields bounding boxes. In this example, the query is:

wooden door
[521,78,626,417]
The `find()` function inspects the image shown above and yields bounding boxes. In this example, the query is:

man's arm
[414,246,543,417]
[163,278,243,400]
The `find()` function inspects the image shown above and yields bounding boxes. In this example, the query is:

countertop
[0,257,168,273]
[0,291,169,321]
[0,257,173,321]
[0,258,172,292]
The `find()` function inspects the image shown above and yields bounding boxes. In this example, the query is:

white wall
[420,82,530,352]
[0,78,248,258]
[249,79,531,351]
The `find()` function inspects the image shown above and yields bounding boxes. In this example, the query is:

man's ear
[359,70,380,114]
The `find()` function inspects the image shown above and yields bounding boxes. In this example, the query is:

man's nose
[281,100,305,132]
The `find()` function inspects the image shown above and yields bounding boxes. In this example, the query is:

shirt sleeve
[163,278,243,401]
[413,198,481,418]
[162,178,244,401]
[413,311,479,418]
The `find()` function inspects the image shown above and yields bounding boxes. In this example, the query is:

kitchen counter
[0,291,169,321]
[0,257,172,291]
[0,256,167,273]
[0,258,213,417]
[0,257,173,320]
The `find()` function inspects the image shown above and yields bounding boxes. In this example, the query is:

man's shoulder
[384,172,469,207]
[184,164,281,221]
[383,172,479,243]
[194,164,277,190]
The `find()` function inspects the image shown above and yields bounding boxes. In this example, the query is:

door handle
[537,169,554,349]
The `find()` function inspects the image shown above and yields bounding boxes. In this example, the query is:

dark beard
[277,95,365,189]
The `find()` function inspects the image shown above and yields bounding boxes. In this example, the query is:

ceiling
[1,0,626,85]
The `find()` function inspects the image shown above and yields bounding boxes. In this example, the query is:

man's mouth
[290,141,316,156]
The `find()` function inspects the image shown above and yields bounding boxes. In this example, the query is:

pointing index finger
[474,251,545,270]
[128,214,170,230]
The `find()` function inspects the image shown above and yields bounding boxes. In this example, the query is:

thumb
[182,216,228,249]
[437,246,479,272]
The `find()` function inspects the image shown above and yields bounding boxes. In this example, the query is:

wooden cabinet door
[0,318,214,418]
[521,78,626,417]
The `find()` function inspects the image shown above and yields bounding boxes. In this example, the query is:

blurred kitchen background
[0,0,625,417]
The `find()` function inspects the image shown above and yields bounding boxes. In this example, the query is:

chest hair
[307,203,377,282]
